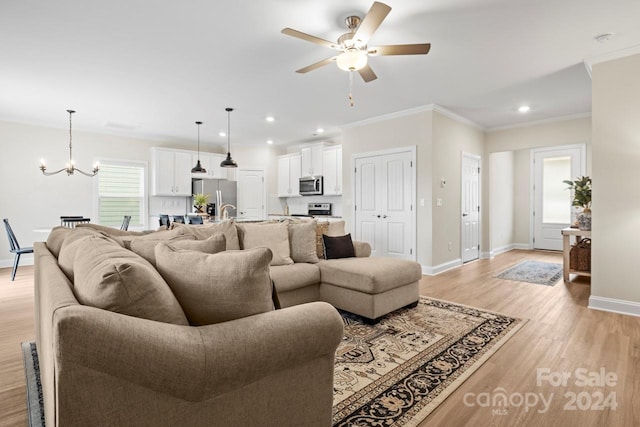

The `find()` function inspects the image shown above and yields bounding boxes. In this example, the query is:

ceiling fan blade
[368,43,431,56]
[358,64,377,82]
[353,2,392,45]
[281,28,338,49]
[296,57,337,74]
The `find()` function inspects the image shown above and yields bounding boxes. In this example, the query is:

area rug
[21,341,45,427]
[332,296,525,426]
[495,260,562,286]
[22,297,525,427]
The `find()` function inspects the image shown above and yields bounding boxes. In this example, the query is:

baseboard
[422,259,462,276]
[0,255,34,269]
[588,296,640,318]
[481,243,531,260]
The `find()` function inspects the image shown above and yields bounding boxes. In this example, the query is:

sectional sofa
[34,219,422,426]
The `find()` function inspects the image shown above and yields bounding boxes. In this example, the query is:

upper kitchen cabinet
[191,152,226,179]
[300,144,324,177]
[323,145,342,196]
[277,153,301,197]
[151,148,193,196]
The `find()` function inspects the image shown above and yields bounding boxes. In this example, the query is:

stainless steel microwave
[299,176,323,196]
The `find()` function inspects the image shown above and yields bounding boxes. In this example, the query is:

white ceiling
[1,0,639,149]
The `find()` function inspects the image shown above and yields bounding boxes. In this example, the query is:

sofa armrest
[54,301,343,402]
[353,240,372,257]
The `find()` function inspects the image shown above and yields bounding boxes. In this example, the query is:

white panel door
[462,154,480,263]
[533,147,585,250]
[354,150,414,260]
[237,169,265,220]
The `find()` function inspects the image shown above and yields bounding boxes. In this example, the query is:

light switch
[436,198,443,207]
[419,198,425,207]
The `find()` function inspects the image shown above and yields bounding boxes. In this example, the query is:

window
[97,161,146,229]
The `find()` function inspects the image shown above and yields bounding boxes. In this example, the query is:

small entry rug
[495,260,563,286]
[21,341,45,427]
[332,296,525,426]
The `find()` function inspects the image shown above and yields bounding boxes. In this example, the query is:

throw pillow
[315,221,330,259]
[118,227,192,249]
[288,220,319,263]
[155,245,274,325]
[170,221,240,250]
[326,220,346,236]
[57,228,119,281]
[76,223,148,237]
[72,235,189,325]
[323,233,356,259]
[236,222,293,266]
[129,233,226,267]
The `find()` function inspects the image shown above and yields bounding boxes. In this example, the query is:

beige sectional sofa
[35,219,422,426]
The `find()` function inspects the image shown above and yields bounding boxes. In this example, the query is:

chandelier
[39,110,99,177]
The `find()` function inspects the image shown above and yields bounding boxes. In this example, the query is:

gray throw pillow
[288,220,320,263]
[130,233,225,266]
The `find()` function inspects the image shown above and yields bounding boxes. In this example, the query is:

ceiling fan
[281,1,431,83]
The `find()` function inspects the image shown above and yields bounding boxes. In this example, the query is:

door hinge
[262,177,264,183]
[410,249,413,255]
[477,205,480,212]
[411,204,413,211]
[354,167,357,173]
[410,161,413,167]
[355,205,357,211]
[477,167,480,173]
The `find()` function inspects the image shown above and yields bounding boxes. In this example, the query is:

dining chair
[159,214,170,228]
[171,215,185,224]
[120,215,132,231]
[3,218,34,281]
[187,215,203,225]
[60,216,91,228]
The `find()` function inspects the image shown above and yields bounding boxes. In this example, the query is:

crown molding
[584,44,640,78]
[341,104,484,130]
[486,112,592,133]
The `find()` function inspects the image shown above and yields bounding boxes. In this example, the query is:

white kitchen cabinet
[191,153,226,179]
[151,148,193,196]
[322,145,342,195]
[277,153,301,197]
[300,144,324,177]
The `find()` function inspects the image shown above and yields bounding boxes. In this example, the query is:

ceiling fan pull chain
[349,70,355,107]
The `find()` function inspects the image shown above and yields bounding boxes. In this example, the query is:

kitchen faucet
[219,204,236,220]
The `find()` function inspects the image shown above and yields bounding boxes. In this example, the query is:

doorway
[237,169,265,220]
[531,145,586,250]
[461,153,481,263]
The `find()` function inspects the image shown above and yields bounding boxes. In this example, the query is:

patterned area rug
[495,260,563,286]
[332,296,526,426]
[21,341,45,427]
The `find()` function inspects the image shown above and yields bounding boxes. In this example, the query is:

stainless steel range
[307,203,331,216]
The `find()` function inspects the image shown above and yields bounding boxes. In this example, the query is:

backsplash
[284,196,343,217]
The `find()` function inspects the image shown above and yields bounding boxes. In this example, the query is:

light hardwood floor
[0,250,638,426]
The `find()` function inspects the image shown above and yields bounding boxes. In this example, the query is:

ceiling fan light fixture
[336,49,368,71]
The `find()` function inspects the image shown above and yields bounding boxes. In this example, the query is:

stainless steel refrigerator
[192,178,237,219]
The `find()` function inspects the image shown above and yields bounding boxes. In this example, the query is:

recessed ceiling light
[266,116,275,122]
[594,33,614,43]
[219,131,226,137]
[316,128,325,133]
[266,139,274,144]
[518,105,530,113]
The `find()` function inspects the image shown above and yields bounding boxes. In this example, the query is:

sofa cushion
[118,227,194,249]
[270,263,321,293]
[323,233,356,259]
[171,221,240,250]
[76,222,148,237]
[57,228,121,281]
[319,257,422,294]
[130,233,226,266]
[288,220,320,264]
[72,235,189,325]
[155,245,274,325]
[47,226,103,259]
[237,222,293,266]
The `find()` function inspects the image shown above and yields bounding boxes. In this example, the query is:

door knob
[462,213,469,217]
[382,215,388,219]
[376,214,381,218]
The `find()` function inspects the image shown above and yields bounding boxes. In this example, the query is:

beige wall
[489,151,515,251]
[431,112,484,267]
[591,53,640,306]
[0,120,282,266]
[483,116,592,253]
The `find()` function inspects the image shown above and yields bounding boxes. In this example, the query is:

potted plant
[563,176,591,230]
[193,193,209,213]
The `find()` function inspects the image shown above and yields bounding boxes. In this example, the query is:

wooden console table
[561,227,591,281]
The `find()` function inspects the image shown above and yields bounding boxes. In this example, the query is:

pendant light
[39,109,99,177]
[191,121,207,174]
[220,107,238,168]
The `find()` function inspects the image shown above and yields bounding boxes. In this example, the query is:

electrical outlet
[436,198,443,207]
